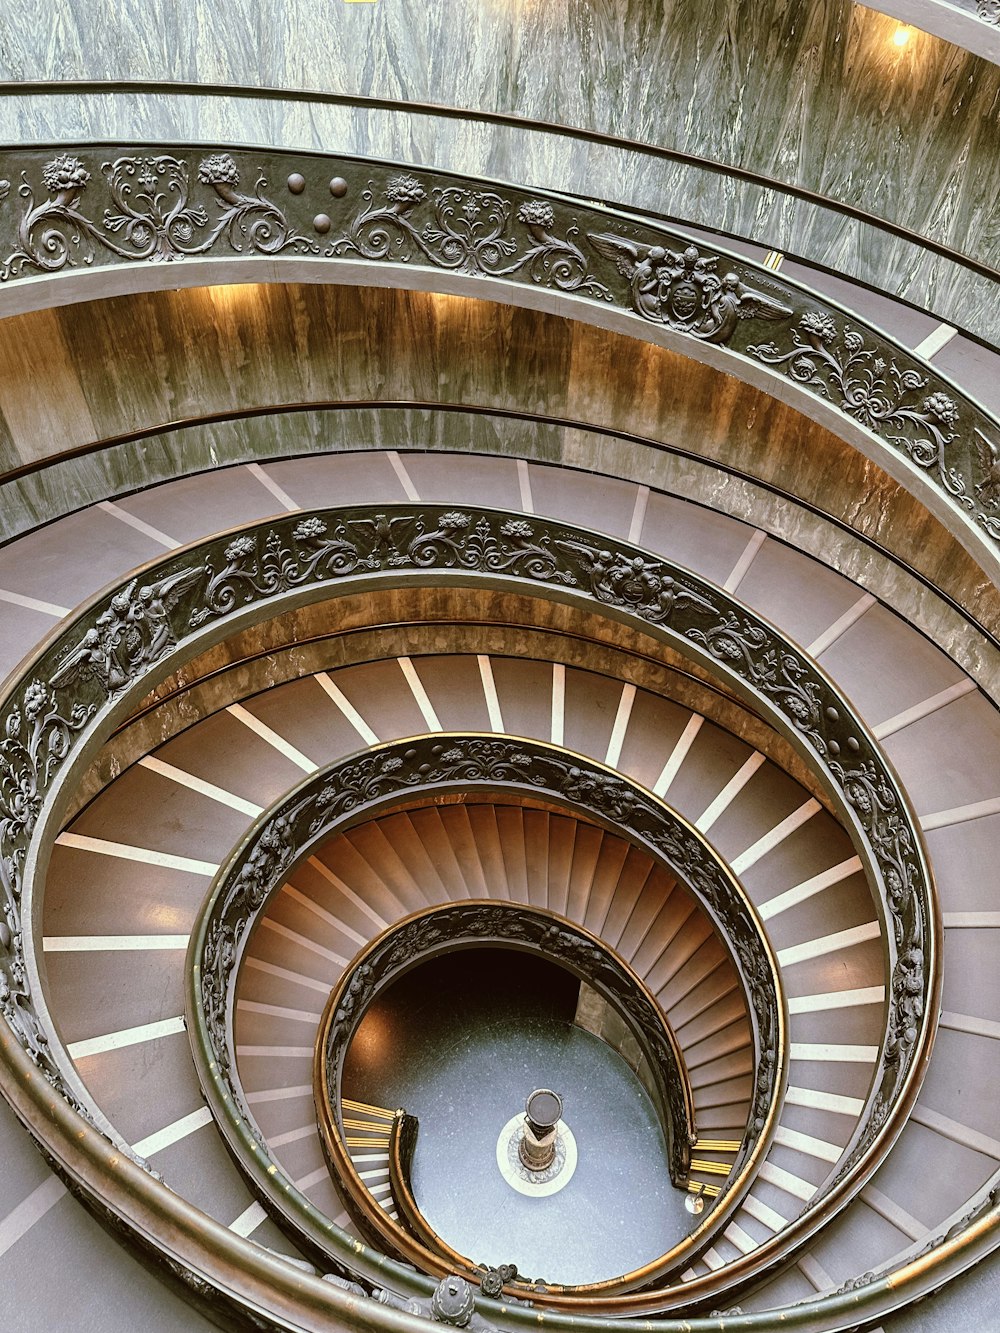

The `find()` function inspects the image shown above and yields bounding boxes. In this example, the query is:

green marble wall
[0,2,997,337]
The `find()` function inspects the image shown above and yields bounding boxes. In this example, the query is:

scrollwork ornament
[329,177,612,298]
[0,151,316,279]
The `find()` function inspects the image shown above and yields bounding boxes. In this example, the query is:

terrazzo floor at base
[342,949,695,1285]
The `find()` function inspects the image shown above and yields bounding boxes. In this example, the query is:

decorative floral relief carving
[0,152,315,278]
[588,234,792,342]
[976,0,1000,25]
[329,176,612,299]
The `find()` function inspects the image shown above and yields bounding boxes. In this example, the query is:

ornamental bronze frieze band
[189,741,781,1296]
[0,504,939,1321]
[0,148,998,555]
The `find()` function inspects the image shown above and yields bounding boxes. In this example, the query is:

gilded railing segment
[0,504,938,1320]
[305,890,728,1280]
[0,147,998,566]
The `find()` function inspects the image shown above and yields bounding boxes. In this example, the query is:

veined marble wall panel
[0,283,995,672]
[0,2,997,336]
[0,92,994,339]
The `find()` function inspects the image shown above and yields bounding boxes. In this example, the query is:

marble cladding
[68,601,835,819]
[0,283,994,664]
[0,3,997,338]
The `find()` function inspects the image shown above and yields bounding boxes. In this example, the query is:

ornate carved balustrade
[0,503,942,1323]
[0,147,998,580]
[187,757,777,1294]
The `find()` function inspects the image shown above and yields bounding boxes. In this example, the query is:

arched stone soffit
[0,282,994,635]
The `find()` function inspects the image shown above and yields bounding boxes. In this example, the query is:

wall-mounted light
[892,25,912,47]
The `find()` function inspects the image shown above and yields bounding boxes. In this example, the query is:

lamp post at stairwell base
[496,1090,577,1198]
[518,1089,563,1172]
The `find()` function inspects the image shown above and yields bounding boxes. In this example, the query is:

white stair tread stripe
[943,912,1000,927]
[227,702,318,772]
[229,1202,268,1237]
[139,755,264,816]
[784,1086,865,1117]
[701,1246,726,1270]
[246,1086,312,1105]
[653,714,703,797]
[627,485,649,543]
[97,499,180,549]
[55,831,218,876]
[921,797,1000,830]
[730,798,821,874]
[386,451,420,501]
[315,672,380,744]
[777,920,880,966]
[43,934,190,951]
[605,683,636,767]
[873,677,977,739]
[350,1154,390,1165]
[243,957,331,994]
[131,1107,213,1157]
[910,1104,1000,1159]
[723,528,766,592]
[282,882,369,946]
[758,856,863,920]
[806,593,875,657]
[0,587,70,616]
[398,657,441,730]
[789,1042,879,1062]
[939,1011,1000,1041]
[798,1252,835,1292]
[368,1182,393,1197]
[551,663,565,745]
[914,321,957,360]
[741,1194,790,1231]
[724,1222,758,1255]
[270,1125,320,1149]
[236,1045,313,1058]
[358,1169,391,1181]
[516,458,533,513]
[695,753,766,833]
[861,1185,928,1241]
[681,1268,698,1282]
[296,1166,330,1192]
[260,916,349,966]
[772,1125,842,1163]
[757,1161,817,1203]
[308,856,388,928]
[0,1176,66,1260]
[237,998,323,1025]
[245,462,300,512]
[67,1015,186,1059]
[786,985,885,1014]
[477,655,504,731]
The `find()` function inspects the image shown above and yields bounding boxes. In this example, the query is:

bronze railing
[0,503,939,1322]
[0,147,997,575]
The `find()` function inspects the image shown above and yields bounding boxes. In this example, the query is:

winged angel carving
[589,234,792,343]
[50,566,201,696]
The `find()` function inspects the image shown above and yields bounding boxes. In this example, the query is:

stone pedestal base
[518,1121,557,1172]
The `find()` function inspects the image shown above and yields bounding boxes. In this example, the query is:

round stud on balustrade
[330,176,348,198]
[313,214,332,234]
[286,172,306,194]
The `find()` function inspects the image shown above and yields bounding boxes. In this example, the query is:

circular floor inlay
[495,1113,578,1197]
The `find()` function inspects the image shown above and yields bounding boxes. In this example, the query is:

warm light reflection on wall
[892,26,912,48]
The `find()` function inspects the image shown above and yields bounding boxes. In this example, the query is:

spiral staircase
[2,3,1000,1331]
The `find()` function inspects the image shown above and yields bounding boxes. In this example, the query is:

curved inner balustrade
[314,899,702,1275]
[0,148,998,587]
[1,450,997,1333]
[189,745,781,1297]
[0,498,949,1322]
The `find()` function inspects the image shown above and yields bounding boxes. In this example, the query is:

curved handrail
[0,145,996,582]
[309,894,709,1275]
[1,81,997,288]
[187,746,779,1296]
[0,503,938,1314]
